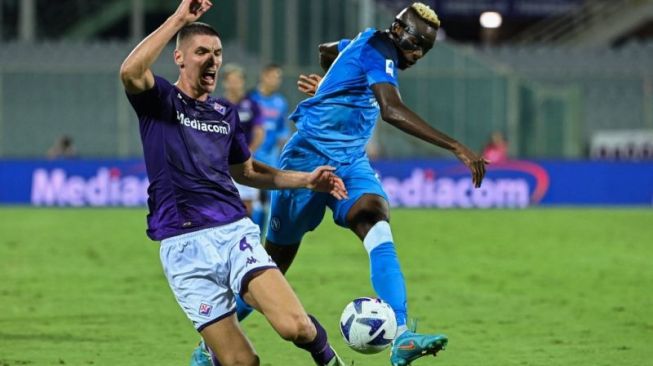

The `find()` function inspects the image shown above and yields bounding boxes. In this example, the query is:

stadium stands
[0,0,651,159]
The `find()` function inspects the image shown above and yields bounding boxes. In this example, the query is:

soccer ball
[339,297,398,354]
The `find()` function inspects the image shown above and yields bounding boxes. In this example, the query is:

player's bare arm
[230,159,348,199]
[372,82,488,187]
[248,125,265,153]
[119,0,212,94]
[318,41,340,71]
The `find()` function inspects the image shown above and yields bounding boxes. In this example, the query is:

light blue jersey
[249,89,289,166]
[268,28,400,244]
[289,28,399,163]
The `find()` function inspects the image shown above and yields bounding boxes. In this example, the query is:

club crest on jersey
[213,102,226,114]
[385,59,394,77]
[270,216,281,232]
[198,303,213,317]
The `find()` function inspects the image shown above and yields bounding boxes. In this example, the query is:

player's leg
[329,158,409,329]
[199,315,259,366]
[159,229,260,366]
[263,239,300,274]
[228,219,344,365]
[345,193,409,330]
[264,183,329,272]
[240,269,344,365]
[331,159,447,365]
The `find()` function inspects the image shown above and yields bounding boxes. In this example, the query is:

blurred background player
[119,1,348,365]
[482,130,509,163]
[46,134,77,159]
[248,64,290,231]
[236,3,488,366]
[222,63,264,216]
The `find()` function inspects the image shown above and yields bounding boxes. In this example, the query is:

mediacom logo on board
[31,168,148,206]
[381,161,550,208]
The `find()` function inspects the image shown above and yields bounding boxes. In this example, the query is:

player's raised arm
[372,82,488,187]
[230,159,348,200]
[119,0,212,94]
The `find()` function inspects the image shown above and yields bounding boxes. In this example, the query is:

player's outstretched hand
[297,74,323,97]
[453,144,489,188]
[173,0,213,25]
[306,166,348,200]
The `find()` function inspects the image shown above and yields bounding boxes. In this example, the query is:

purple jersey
[126,76,250,240]
[234,96,263,145]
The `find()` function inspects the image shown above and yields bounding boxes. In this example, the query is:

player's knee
[348,196,389,226]
[275,312,315,342]
[348,205,389,240]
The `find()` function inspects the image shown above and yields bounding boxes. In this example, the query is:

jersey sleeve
[228,109,252,165]
[360,34,399,88]
[338,39,351,52]
[125,75,175,119]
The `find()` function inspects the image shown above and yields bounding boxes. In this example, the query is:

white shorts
[159,218,277,331]
[234,181,260,202]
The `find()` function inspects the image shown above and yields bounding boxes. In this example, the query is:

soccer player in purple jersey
[119,1,348,365]
[222,63,264,217]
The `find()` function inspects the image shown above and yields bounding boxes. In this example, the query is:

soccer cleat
[189,340,217,366]
[389,330,448,366]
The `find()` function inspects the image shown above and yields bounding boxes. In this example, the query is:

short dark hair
[176,22,220,48]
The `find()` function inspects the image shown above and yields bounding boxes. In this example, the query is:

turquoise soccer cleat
[189,340,215,366]
[389,329,448,366]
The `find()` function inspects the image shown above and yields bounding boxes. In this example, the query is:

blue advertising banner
[1,159,652,207]
[0,159,149,206]
[372,160,653,208]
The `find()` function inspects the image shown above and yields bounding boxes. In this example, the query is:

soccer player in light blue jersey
[248,64,290,231]
[249,64,289,167]
[261,3,487,366]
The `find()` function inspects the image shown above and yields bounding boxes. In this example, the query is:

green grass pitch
[1,207,652,365]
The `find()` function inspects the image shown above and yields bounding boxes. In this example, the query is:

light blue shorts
[160,218,276,331]
[266,134,387,245]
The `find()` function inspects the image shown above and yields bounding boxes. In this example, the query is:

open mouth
[201,70,217,84]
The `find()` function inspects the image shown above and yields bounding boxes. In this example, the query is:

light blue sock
[364,221,408,327]
[235,294,254,321]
